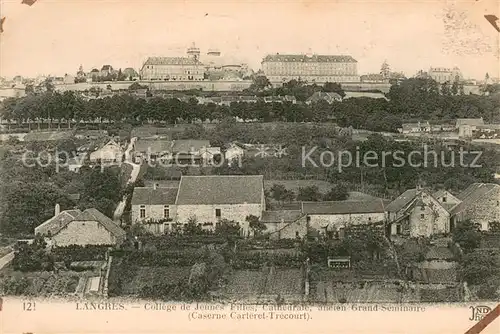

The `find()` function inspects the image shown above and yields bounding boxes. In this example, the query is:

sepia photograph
[0,0,499,333]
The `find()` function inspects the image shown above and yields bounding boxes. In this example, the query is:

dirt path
[113,137,140,222]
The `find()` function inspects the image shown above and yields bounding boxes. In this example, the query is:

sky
[0,0,498,80]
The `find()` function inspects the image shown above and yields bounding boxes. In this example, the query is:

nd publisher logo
[469,305,492,321]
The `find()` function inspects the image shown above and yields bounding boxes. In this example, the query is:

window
[442,197,447,202]
[163,206,170,219]
[140,205,146,218]
[215,208,221,218]
[420,214,425,219]
[420,205,425,211]
[368,217,372,222]
[295,231,300,238]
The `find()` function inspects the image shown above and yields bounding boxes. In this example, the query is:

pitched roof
[343,91,388,100]
[455,118,484,127]
[175,175,264,205]
[35,209,81,236]
[73,208,126,239]
[385,189,418,212]
[301,200,386,215]
[262,54,357,63]
[143,57,202,66]
[451,183,500,215]
[307,91,342,103]
[171,140,210,153]
[131,187,178,205]
[261,210,303,223]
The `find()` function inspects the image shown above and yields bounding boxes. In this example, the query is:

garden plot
[0,271,82,297]
[315,281,403,303]
[120,266,192,295]
[222,268,303,301]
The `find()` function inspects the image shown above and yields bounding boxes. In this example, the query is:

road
[113,137,140,223]
[0,251,14,271]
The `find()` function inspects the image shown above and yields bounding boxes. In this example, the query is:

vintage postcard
[0,0,499,333]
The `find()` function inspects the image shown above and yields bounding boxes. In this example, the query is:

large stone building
[428,67,462,84]
[140,57,204,81]
[261,53,359,84]
[140,44,204,81]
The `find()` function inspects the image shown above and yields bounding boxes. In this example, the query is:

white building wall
[175,203,264,233]
[51,220,116,246]
[308,212,385,233]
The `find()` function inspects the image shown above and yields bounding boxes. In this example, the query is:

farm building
[386,188,450,238]
[302,200,386,239]
[260,210,307,240]
[35,205,126,247]
[175,175,266,236]
[450,183,500,231]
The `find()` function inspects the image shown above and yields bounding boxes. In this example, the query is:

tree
[380,60,390,78]
[214,219,240,237]
[250,75,271,92]
[246,215,266,236]
[459,250,498,285]
[323,183,349,201]
[452,220,482,253]
[268,183,296,204]
[12,235,54,272]
[297,186,321,201]
[183,216,203,235]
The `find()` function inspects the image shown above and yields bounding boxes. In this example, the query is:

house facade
[89,139,123,163]
[386,188,450,238]
[35,205,126,247]
[131,185,178,234]
[224,143,245,166]
[260,210,307,240]
[302,200,386,238]
[175,175,266,236]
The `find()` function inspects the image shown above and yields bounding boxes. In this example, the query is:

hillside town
[0,39,500,305]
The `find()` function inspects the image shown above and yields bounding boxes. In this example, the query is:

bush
[52,245,109,262]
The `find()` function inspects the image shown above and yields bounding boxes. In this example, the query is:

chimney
[55,203,60,216]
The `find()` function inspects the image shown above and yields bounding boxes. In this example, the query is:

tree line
[1,78,498,133]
